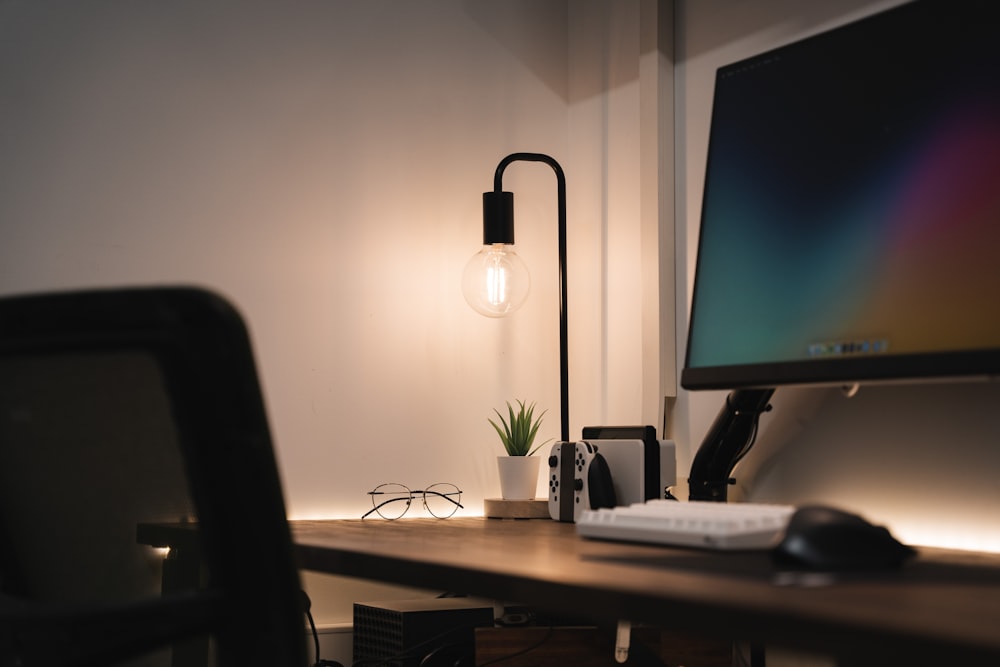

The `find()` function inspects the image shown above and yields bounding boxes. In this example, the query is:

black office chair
[0,287,307,667]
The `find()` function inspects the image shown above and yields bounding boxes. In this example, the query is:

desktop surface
[289,517,1000,665]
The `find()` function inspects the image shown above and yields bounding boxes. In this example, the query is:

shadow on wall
[675,0,894,62]
[466,0,666,104]
[464,0,570,101]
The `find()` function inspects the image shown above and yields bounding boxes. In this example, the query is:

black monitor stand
[688,388,774,502]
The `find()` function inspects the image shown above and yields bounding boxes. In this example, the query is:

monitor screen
[682,0,1000,391]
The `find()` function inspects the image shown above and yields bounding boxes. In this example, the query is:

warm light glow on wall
[895,523,1000,554]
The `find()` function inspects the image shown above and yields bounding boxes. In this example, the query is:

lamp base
[483,498,550,520]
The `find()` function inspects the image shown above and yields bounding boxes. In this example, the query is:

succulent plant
[488,399,550,456]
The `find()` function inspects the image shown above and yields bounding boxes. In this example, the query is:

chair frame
[0,287,307,667]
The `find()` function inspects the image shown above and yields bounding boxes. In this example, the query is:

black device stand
[688,389,774,502]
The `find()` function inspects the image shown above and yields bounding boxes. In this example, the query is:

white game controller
[547,441,616,522]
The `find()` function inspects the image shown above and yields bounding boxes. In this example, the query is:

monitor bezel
[680,0,1000,392]
[681,350,1000,391]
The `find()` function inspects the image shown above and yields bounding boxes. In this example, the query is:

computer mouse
[771,505,916,571]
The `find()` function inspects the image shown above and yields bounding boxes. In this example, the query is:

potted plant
[489,399,550,500]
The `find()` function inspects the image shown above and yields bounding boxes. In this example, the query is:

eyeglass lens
[422,483,462,519]
[369,483,413,520]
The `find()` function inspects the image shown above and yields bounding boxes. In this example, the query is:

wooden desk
[140,518,1000,666]
[293,518,1000,665]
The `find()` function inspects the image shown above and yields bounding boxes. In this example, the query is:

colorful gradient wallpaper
[685,1,1000,381]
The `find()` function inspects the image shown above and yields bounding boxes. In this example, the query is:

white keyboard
[576,499,796,550]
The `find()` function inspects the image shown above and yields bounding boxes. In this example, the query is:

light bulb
[462,243,530,317]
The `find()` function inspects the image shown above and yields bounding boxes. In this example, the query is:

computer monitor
[683,0,1000,393]
[681,0,1000,500]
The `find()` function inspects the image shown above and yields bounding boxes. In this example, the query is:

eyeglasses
[362,483,463,520]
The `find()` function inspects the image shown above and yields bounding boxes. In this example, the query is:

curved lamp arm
[483,153,569,442]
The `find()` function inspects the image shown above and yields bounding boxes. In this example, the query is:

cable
[301,589,345,667]
[418,642,471,667]
[352,622,484,667]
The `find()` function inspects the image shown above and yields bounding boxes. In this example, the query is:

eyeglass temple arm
[362,495,413,519]
[421,489,464,509]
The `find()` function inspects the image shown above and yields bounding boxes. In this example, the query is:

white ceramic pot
[496,455,540,500]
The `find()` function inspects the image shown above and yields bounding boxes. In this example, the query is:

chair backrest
[0,287,306,667]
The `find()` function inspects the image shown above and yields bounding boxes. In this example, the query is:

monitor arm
[688,388,774,502]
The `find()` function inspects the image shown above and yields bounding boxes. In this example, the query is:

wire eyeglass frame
[362,482,463,520]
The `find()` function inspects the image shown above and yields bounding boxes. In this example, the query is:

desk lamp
[462,152,569,442]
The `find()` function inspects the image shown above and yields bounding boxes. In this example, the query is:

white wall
[0,0,673,632]
[673,0,1000,553]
